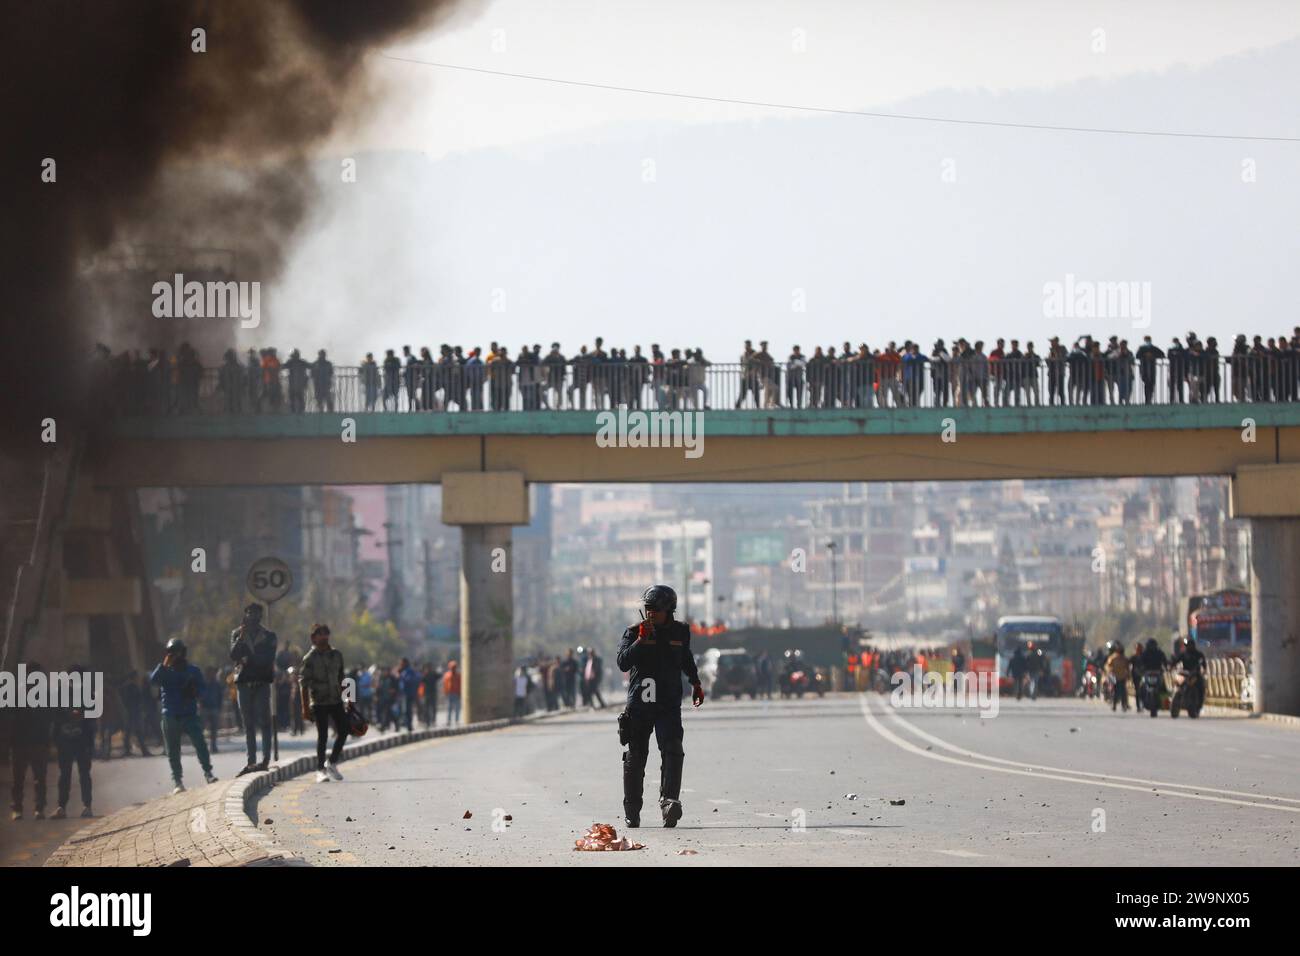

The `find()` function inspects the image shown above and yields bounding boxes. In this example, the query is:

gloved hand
[637,621,654,640]
[692,683,705,707]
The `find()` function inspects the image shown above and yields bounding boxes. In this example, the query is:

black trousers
[623,706,684,759]
[57,738,93,809]
[9,745,48,812]
[313,703,349,769]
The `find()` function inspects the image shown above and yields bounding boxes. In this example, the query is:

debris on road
[845,793,859,800]
[890,799,906,806]
[503,814,513,822]
[462,810,472,819]
[676,849,698,856]
[574,823,644,851]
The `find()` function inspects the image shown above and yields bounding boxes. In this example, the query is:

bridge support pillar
[443,472,529,723]
[1232,465,1300,716]
[1249,518,1300,716]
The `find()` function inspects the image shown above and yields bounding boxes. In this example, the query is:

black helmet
[641,584,677,613]
[165,637,187,657]
[1146,638,1158,651]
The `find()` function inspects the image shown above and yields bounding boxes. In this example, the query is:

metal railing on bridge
[110,355,1300,417]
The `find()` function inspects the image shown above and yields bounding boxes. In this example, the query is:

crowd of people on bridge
[95,326,1300,417]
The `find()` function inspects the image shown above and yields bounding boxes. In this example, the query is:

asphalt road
[254,694,1300,866]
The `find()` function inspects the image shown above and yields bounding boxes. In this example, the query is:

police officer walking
[617,585,704,829]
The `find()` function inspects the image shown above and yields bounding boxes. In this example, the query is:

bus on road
[994,615,1070,696]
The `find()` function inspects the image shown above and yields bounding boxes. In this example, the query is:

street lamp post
[826,539,839,626]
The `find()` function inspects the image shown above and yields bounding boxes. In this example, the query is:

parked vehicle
[711,649,758,700]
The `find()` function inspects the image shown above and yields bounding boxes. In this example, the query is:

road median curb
[43,710,568,867]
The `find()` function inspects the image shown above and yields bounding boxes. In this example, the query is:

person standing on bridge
[617,584,705,829]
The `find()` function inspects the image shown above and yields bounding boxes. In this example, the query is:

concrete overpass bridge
[12,398,1300,721]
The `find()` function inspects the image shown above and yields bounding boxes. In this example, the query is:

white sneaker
[172,784,186,795]
[315,770,330,783]
[325,763,343,781]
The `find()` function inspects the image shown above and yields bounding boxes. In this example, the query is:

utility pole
[827,539,838,626]
[681,524,689,624]
[422,539,435,623]
[381,521,404,625]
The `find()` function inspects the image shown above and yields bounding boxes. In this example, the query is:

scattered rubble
[574,823,645,851]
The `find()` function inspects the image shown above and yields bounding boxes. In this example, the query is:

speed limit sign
[246,556,293,605]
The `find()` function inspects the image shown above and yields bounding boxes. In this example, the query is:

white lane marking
[880,701,1300,807]
[708,799,733,804]
[936,849,983,858]
[754,812,784,818]
[858,696,1300,815]
[1224,747,1240,753]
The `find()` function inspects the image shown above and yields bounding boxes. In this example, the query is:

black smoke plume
[2,0,475,451]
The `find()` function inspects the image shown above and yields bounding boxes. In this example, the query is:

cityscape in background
[137,475,1249,661]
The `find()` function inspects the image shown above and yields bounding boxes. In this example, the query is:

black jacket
[230,625,278,684]
[617,620,700,710]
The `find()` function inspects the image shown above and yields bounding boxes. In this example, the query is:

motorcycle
[782,669,810,698]
[1139,670,1163,717]
[1170,665,1203,719]
[1101,672,1116,706]
[1079,664,1099,699]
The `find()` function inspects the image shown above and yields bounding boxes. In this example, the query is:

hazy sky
[260,1,1300,361]
[360,0,1300,156]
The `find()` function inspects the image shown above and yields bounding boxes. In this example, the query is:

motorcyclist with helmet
[1172,635,1206,673]
[1171,636,1208,716]
[1135,638,1169,711]
[616,584,704,829]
